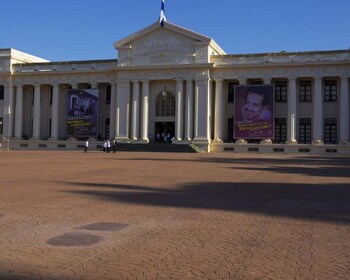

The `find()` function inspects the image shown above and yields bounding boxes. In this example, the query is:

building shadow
[62,181,350,225]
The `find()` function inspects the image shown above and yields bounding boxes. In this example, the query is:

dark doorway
[155,122,175,143]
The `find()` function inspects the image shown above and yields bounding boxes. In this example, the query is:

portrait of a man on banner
[66,89,98,138]
[234,85,274,139]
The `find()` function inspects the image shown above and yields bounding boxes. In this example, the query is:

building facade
[1,22,350,153]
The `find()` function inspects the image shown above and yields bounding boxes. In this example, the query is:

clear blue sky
[1,0,349,61]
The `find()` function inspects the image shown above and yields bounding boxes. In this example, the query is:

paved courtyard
[0,150,349,280]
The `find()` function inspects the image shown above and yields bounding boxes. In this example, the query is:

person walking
[84,140,88,153]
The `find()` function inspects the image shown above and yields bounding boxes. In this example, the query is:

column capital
[263,78,271,84]
[214,79,223,83]
[238,78,247,85]
[287,76,297,81]
[313,76,323,81]
[70,83,79,89]
[340,76,349,81]
[131,80,140,84]
[90,82,98,89]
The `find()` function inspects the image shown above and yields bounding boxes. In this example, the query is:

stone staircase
[114,143,201,153]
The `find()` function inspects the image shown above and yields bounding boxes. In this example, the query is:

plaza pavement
[0,150,349,280]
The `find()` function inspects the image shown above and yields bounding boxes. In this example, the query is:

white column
[175,79,184,141]
[214,79,224,142]
[141,80,150,142]
[194,78,210,142]
[32,84,41,140]
[131,80,140,140]
[50,84,60,140]
[14,85,24,139]
[313,77,323,144]
[3,83,14,138]
[340,77,349,143]
[109,83,117,139]
[116,81,131,140]
[287,77,297,143]
[185,79,194,141]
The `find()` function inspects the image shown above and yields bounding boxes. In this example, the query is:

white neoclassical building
[0,21,350,153]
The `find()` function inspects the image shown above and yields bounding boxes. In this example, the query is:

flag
[159,0,166,27]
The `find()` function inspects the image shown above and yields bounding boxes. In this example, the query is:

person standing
[103,140,107,152]
[84,140,89,153]
[106,139,111,153]
[113,139,117,153]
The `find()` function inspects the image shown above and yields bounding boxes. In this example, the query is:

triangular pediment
[114,21,225,66]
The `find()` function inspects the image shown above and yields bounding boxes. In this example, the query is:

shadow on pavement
[63,181,350,225]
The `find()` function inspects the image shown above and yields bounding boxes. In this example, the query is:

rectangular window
[324,118,337,144]
[0,85,4,100]
[299,118,311,144]
[105,118,110,139]
[106,85,111,104]
[228,82,238,103]
[299,81,312,102]
[274,118,287,143]
[324,80,337,101]
[0,117,3,134]
[227,117,234,142]
[50,86,53,105]
[274,81,287,102]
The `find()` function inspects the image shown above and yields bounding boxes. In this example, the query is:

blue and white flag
[159,0,167,27]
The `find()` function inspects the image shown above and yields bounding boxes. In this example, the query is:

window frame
[324,118,337,144]
[274,118,287,143]
[324,80,337,102]
[0,85,4,100]
[298,81,312,102]
[298,118,312,144]
[274,81,288,102]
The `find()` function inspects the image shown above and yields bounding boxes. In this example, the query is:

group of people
[155,132,174,143]
[84,139,117,153]
[102,139,117,153]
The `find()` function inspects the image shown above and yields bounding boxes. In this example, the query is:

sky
[1,0,350,62]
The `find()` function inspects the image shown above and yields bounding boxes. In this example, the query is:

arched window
[155,92,175,117]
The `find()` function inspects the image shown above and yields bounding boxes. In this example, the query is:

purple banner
[234,85,274,139]
[66,89,98,137]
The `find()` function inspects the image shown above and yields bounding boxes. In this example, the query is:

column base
[130,139,149,144]
[212,139,223,144]
[235,139,247,144]
[312,140,323,145]
[260,139,272,144]
[115,137,131,143]
[286,139,298,144]
[339,140,350,145]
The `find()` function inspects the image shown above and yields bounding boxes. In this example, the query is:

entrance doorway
[155,122,175,143]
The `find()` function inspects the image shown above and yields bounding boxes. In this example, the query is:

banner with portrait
[234,85,274,139]
[66,89,98,137]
